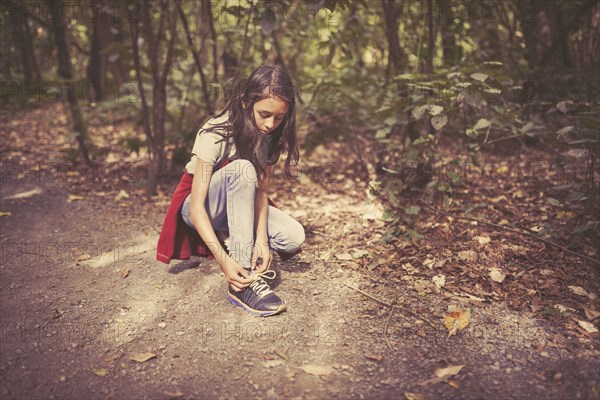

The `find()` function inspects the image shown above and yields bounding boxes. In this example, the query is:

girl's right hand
[220,257,253,292]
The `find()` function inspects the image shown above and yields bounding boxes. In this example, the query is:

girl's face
[252,95,289,135]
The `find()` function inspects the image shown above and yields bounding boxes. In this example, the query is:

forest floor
[1,103,599,400]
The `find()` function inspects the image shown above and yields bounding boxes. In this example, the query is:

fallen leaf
[584,308,600,321]
[432,275,446,292]
[76,253,91,262]
[129,352,157,363]
[334,253,353,261]
[444,309,470,337]
[92,368,109,376]
[568,286,589,297]
[403,393,424,400]
[474,235,491,245]
[3,187,42,200]
[489,267,507,283]
[120,269,130,279]
[297,365,334,376]
[577,320,598,334]
[448,380,459,389]
[423,257,436,269]
[264,359,285,368]
[435,364,464,379]
[67,194,85,202]
[351,249,370,259]
[0,211,11,217]
[163,390,184,399]
[115,189,130,201]
[365,354,384,362]
[457,250,477,262]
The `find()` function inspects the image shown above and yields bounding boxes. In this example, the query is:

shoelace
[249,270,277,298]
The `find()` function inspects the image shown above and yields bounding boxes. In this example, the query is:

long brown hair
[209,65,300,179]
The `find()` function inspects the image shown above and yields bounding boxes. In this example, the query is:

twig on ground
[384,297,397,351]
[419,201,600,266]
[343,282,438,332]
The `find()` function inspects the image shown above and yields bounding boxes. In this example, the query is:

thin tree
[47,0,91,164]
[129,0,178,196]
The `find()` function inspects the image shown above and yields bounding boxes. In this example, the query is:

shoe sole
[226,292,287,317]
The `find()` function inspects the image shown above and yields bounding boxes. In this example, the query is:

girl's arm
[190,159,252,291]
[253,165,272,272]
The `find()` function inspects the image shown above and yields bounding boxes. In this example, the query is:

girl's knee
[285,221,305,252]
[227,160,258,187]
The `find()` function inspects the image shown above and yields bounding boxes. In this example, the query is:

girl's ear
[241,94,247,110]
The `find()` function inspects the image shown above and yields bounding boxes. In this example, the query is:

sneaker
[226,271,286,317]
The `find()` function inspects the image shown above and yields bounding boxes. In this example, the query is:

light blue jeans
[180,159,305,267]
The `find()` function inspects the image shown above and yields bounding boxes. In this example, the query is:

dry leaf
[435,364,464,379]
[423,257,436,269]
[297,365,334,376]
[489,268,507,283]
[448,380,459,388]
[3,187,42,200]
[129,352,157,363]
[164,390,184,399]
[264,359,285,368]
[92,368,109,376]
[568,286,589,297]
[0,211,11,217]
[474,235,491,245]
[120,269,130,279]
[365,354,384,362]
[457,250,477,262]
[432,275,446,292]
[67,194,85,202]
[115,189,130,201]
[577,320,599,334]
[351,249,370,259]
[76,253,91,262]
[334,253,353,261]
[444,308,470,337]
[584,308,600,321]
[403,393,424,400]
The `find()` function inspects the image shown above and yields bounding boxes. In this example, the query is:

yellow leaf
[115,189,130,201]
[444,309,470,337]
[577,320,599,333]
[448,380,459,388]
[67,194,85,202]
[76,253,91,262]
[474,235,491,245]
[92,368,109,376]
[120,269,130,279]
[297,364,334,376]
[489,267,507,283]
[403,393,424,400]
[129,352,157,363]
[434,364,464,379]
[0,211,11,217]
[334,253,353,261]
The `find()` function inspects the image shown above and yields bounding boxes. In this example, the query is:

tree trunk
[86,0,112,102]
[424,0,435,73]
[439,0,461,65]
[381,0,409,73]
[47,0,91,165]
[131,1,178,196]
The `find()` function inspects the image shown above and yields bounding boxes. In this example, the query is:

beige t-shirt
[185,113,237,174]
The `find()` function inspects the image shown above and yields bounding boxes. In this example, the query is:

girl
[156,65,305,317]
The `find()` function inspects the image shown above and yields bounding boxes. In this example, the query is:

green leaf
[473,118,491,130]
[547,197,562,207]
[447,171,461,183]
[395,73,416,80]
[431,114,448,131]
[407,229,424,239]
[405,205,421,215]
[411,105,428,120]
[428,105,444,116]
[470,73,489,82]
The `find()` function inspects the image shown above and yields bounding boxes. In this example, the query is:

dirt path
[1,104,599,399]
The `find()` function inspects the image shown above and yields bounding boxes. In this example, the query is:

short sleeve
[191,130,226,168]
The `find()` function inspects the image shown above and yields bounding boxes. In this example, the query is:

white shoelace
[249,270,277,298]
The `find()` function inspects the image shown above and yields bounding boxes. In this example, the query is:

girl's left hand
[252,242,272,273]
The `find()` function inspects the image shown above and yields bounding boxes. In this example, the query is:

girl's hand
[252,242,272,274]
[220,257,253,292]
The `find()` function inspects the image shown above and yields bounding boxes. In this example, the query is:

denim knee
[283,220,305,252]
[226,159,258,188]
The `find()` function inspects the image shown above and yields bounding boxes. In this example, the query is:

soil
[1,103,599,400]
